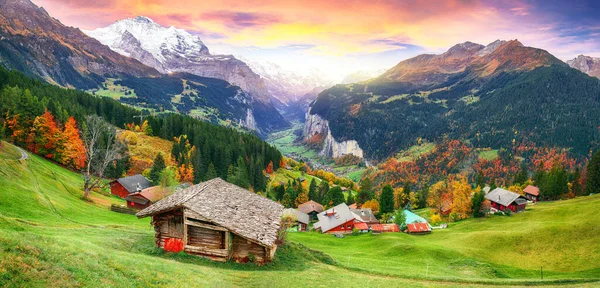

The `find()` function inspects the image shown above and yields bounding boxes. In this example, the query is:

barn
[523,185,540,202]
[314,203,355,234]
[124,186,174,210]
[371,224,400,234]
[485,188,527,213]
[110,175,152,198]
[136,178,283,263]
[406,223,431,234]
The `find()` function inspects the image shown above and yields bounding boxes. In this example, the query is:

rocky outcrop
[304,108,364,159]
[567,55,600,78]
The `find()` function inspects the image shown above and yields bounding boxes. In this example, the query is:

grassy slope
[290,197,600,283]
[1,142,598,287]
[1,142,507,288]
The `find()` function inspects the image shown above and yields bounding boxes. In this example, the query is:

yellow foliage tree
[393,187,406,210]
[427,181,447,215]
[449,176,473,221]
[294,191,309,208]
[362,199,380,215]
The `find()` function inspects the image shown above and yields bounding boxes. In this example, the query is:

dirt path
[16,147,28,160]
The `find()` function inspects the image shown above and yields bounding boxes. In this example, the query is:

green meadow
[1,142,599,287]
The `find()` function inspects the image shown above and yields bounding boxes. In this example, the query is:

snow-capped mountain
[241,58,335,105]
[85,16,289,133]
[85,17,270,102]
[567,55,600,79]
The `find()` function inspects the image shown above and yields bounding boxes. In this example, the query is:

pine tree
[317,181,329,204]
[282,193,293,208]
[475,171,486,188]
[308,178,318,201]
[513,162,528,185]
[346,191,355,205]
[489,178,497,191]
[402,182,411,207]
[326,186,345,207]
[206,163,218,180]
[586,150,600,195]
[379,184,395,215]
[357,177,373,206]
[149,153,166,184]
[276,184,286,201]
[285,185,297,206]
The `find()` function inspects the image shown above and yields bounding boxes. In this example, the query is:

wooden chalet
[523,185,540,202]
[406,223,431,234]
[136,178,283,263]
[485,188,527,213]
[298,200,324,221]
[110,175,152,198]
[314,203,356,234]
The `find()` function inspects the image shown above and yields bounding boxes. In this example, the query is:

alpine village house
[485,188,528,213]
[136,178,283,263]
[110,174,152,198]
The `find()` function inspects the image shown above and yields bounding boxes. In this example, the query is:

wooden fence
[110,204,137,215]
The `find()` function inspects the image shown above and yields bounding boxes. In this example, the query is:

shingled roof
[351,208,379,223]
[136,178,284,247]
[523,185,540,196]
[485,188,525,207]
[298,200,324,214]
[115,175,152,193]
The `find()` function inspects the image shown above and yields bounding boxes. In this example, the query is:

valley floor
[0,142,599,287]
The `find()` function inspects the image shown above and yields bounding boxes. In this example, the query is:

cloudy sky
[33,0,600,80]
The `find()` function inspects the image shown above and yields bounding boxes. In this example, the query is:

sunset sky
[33,0,600,79]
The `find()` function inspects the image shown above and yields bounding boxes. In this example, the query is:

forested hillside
[0,66,282,189]
[311,65,600,159]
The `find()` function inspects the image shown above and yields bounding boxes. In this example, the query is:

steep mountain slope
[568,55,600,78]
[0,0,159,89]
[0,1,286,134]
[307,40,600,159]
[85,17,289,133]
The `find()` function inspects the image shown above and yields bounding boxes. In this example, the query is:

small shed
[485,188,527,213]
[136,178,283,263]
[314,203,355,234]
[282,208,309,231]
[406,223,431,234]
[110,175,152,198]
[354,222,369,232]
[371,224,400,234]
[125,186,173,210]
[523,185,540,202]
[298,200,324,221]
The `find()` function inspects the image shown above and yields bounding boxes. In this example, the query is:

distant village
[108,169,541,264]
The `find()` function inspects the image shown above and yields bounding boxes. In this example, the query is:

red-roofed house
[354,222,369,232]
[523,185,540,202]
[406,222,431,234]
[125,186,174,210]
[371,224,400,234]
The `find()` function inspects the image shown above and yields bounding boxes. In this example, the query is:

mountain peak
[567,54,600,78]
[446,41,484,55]
[133,16,154,23]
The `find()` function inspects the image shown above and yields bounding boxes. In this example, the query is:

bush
[247,252,257,263]
[352,227,360,236]
[429,213,442,225]
[504,209,512,216]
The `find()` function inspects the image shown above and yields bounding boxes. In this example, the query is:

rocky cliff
[304,107,364,158]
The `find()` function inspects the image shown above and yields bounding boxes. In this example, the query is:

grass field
[478,149,499,160]
[396,142,437,162]
[90,78,137,100]
[1,141,599,287]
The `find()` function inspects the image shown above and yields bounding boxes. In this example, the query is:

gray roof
[136,178,283,247]
[116,175,152,193]
[281,208,310,225]
[485,188,525,207]
[350,208,378,223]
[315,203,355,232]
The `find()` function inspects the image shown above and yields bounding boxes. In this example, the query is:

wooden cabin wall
[152,210,184,249]
[231,234,267,263]
[187,226,225,249]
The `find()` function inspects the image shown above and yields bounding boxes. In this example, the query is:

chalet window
[347,225,351,229]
